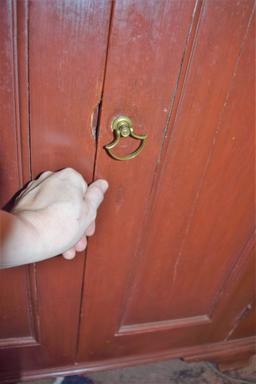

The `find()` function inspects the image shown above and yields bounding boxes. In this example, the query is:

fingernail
[99,179,109,193]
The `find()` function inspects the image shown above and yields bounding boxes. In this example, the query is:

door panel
[0,0,112,375]
[78,0,200,360]
[78,0,255,361]
[0,0,38,353]
[27,0,111,368]
[122,0,255,325]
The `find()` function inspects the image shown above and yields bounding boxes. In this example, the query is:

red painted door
[0,0,254,379]
[0,0,112,376]
[77,0,255,363]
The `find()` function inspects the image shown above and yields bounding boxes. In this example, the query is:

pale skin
[0,168,108,269]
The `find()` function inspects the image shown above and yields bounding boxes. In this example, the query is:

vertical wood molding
[9,0,40,346]
[16,0,31,184]
[16,0,42,345]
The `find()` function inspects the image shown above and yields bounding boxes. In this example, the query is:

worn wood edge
[184,337,255,362]
[0,336,38,349]
[185,336,256,371]
[217,355,255,372]
[117,315,210,336]
[1,336,254,382]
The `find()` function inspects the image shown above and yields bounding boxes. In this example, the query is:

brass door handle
[104,116,147,161]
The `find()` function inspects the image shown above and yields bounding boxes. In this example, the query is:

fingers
[16,171,53,201]
[29,171,54,190]
[28,171,53,188]
[75,236,87,252]
[62,247,76,260]
[58,168,88,194]
[38,170,53,182]
[62,236,87,260]
[86,221,95,236]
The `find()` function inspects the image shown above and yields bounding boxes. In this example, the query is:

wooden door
[78,0,255,365]
[0,0,111,377]
[0,0,255,379]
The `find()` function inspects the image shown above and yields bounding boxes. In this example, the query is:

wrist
[13,209,49,259]
[0,210,44,268]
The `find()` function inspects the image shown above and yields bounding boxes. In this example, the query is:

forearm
[0,210,44,268]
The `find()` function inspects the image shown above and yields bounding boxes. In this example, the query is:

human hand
[12,168,108,261]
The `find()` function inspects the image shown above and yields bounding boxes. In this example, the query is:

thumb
[84,179,109,208]
[82,179,108,226]
[91,179,109,194]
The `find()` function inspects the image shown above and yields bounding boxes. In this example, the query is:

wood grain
[78,0,200,361]
[0,0,254,377]
[78,0,255,361]
[1,336,255,382]
[0,0,21,206]
[0,0,112,373]
[0,0,35,346]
